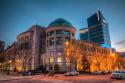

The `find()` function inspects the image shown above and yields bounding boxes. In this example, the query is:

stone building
[0,40,5,70]
[65,40,118,72]
[14,18,76,72]
[42,18,76,72]
[0,42,17,71]
[0,40,5,53]
[0,18,116,72]
[16,25,46,71]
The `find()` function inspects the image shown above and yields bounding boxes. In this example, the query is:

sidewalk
[0,74,64,81]
[0,75,33,81]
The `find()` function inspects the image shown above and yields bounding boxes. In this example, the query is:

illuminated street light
[111,53,116,58]
[8,60,12,63]
[65,41,69,46]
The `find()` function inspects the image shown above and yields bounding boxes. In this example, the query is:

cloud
[115,40,125,52]
[116,40,125,45]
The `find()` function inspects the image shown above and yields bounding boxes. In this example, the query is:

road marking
[32,76,72,83]
[41,78,73,83]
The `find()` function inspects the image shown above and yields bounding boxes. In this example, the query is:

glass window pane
[64,31,70,36]
[50,38,54,46]
[56,37,63,45]
[49,31,54,36]
[56,30,63,35]
[57,57,62,63]
[50,57,54,63]
[64,37,70,42]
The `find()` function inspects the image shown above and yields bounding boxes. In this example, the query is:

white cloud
[114,40,125,52]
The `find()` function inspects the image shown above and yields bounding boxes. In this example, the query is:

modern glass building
[80,28,89,41]
[80,11,111,48]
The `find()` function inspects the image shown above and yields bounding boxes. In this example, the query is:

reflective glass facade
[47,30,71,46]
[80,11,111,48]
[80,28,89,41]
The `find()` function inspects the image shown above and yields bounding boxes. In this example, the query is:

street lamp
[65,41,69,46]
[8,60,12,63]
[111,53,115,58]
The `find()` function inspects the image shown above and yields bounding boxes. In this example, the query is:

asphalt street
[0,74,125,83]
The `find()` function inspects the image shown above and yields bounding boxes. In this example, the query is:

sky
[0,0,125,52]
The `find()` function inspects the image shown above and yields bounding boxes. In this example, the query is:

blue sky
[0,0,125,52]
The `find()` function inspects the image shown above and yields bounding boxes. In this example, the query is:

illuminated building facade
[16,25,46,71]
[0,18,76,72]
[65,40,118,72]
[0,17,118,72]
[42,18,76,72]
[0,42,17,71]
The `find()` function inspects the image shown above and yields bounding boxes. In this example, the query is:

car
[91,71,102,75]
[101,71,111,75]
[111,70,125,79]
[64,71,79,76]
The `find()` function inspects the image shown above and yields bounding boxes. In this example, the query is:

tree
[65,39,119,72]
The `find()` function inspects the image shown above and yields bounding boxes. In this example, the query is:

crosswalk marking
[32,76,73,83]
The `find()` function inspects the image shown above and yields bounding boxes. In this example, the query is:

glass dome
[48,18,73,27]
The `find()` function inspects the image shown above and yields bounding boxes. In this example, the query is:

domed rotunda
[43,18,76,72]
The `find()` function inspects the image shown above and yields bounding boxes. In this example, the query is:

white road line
[32,77,73,83]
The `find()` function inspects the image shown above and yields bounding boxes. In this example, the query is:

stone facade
[16,25,46,71]
[0,18,76,72]
[41,18,76,72]
[43,25,76,72]
[0,42,17,71]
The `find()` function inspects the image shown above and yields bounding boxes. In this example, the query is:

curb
[0,76,34,81]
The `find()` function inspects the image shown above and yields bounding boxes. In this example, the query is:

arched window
[57,56,62,63]
[50,57,54,63]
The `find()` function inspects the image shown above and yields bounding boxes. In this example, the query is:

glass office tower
[80,11,111,48]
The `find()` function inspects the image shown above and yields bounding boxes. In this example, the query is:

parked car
[91,71,102,75]
[22,70,36,76]
[111,70,125,79]
[101,71,111,75]
[64,71,79,76]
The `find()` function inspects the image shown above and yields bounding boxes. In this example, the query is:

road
[0,74,125,83]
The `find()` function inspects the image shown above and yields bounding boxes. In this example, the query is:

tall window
[57,56,62,63]
[64,31,70,36]
[56,37,63,45]
[45,58,49,64]
[49,31,54,36]
[56,30,63,35]
[50,38,54,46]
[50,57,54,63]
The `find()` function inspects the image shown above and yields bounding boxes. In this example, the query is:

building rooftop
[48,18,73,27]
